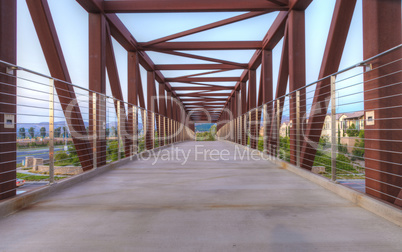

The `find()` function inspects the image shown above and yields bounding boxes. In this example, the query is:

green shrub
[346,123,359,137]
[352,130,365,160]
[313,151,354,174]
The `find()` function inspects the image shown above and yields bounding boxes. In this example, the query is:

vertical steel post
[330,75,337,181]
[296,90,301,167]
[276,99,280,158]
[152,112,155,149]
[248,111,251,147]
[263,104,267,153]
[117,100,121,161]
[133,105,137,154]
[92,92,97,169]
[49,79,54,184]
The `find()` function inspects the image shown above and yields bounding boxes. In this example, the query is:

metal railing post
[152,112,155,149]
[263,104,267,153]
[117,100,121,161]
[330,75,337,181]
[276,99,280,158]
[296,90,301,167]
[49,79,54,184]
[133,105,137,155]
[92,92,97,169]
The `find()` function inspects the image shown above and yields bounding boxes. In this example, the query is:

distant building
[259,111,365,141]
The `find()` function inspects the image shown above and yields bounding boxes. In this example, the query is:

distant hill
[195,123,215,132]
[16,121,142,137]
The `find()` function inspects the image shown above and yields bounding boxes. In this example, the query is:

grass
[17,173,66,181]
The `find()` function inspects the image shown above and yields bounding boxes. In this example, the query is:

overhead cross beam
[155,64,247,70]
[103,0,288,13]
[140,41,262,51]
[144,11,269,46]
[166,77,239,82]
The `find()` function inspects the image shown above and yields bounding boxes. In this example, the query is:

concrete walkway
[1,141,401,251]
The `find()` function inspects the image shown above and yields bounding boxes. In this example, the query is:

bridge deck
[0,141,401,251]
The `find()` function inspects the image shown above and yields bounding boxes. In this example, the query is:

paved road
[17,147,62,164]
[338,179,365,193]
[1,141,401,251]
[17,182,48,195]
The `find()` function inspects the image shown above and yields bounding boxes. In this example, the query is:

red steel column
[288,10,306,165]
[146,71,155,150]
[0,0,17,200]
[300,0,357,170]
[241,82,247,146]
[262,50,273,154]
[166,91,172,144]
[159,83,166,147]
[362,0,402,205]
[27,0,93,171]
[89,13,107,166]
[128,51,139,152]
[249,69,257,149]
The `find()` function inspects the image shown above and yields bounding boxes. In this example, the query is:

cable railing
[0,61,195,198]
[217,44,402,206]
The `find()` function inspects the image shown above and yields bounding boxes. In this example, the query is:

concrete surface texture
[0,141,401,251]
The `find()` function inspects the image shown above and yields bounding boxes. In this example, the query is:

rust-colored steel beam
[268,23,289,156]
[289,0,313,11]
[128,51,139,152]
[166,77,239,82]
[141,41,262,51]
[184,102,226,105]
[89,13,107,166]
[128,52,139,107]
[153,50,247,67]
[76,1,181,101]
[103,0,287,13]
[146,71,155,150]
[27,0,93,171]
[262,50,273,154]
[174,69,230,79]
[288,10,306,166]
[155,64,247,70]
[105,23,132,157]
[181,98,228,102]
[362,0,402,206]
[300,0,356,170]
[170,82,229,88]
[0,0,17,200]
[173,86,233,91]
[180,93,232,97]
[220,11,289,115]
[144,11,269,46]
[166,91,172,144]
[268,0,288,5]
[249,69,257,149]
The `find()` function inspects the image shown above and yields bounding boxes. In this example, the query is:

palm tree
[28,127,35,139]
[54,127,61,137]
[19,127,26,139]
[40,127,46,138]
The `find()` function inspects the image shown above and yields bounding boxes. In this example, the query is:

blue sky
[16,0,364,124]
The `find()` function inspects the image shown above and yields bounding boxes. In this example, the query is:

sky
[16,0,365,124]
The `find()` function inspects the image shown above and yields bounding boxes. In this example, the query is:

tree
[346,123,359,137]
[40,127,46,138]
[28,127,35,139]
[106,128,110,137]
[54,127,61,138]
[19,127,26,139]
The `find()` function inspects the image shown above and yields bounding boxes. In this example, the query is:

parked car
[16,178,25,187]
